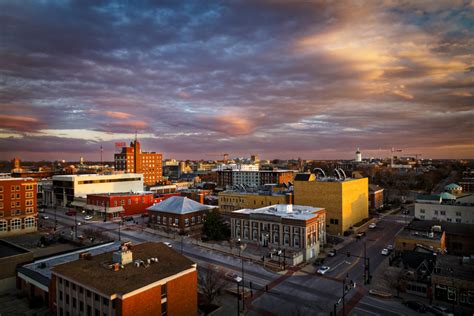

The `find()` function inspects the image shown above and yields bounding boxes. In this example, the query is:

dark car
[123,216,134,222]
[404,301,426,313]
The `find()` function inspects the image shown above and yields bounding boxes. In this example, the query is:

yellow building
[294,174,368,235]
[218,191,293,213]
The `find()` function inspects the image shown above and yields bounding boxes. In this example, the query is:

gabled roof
[445,183,462,190]
[147,196,215,214]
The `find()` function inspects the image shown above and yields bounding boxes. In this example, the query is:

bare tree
[198,264,227,306]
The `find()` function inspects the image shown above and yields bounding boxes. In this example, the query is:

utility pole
[347,247,371,284]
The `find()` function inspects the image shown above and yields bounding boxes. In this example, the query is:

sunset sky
[1,1,473,161]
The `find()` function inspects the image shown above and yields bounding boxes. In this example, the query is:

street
[39,207,424,316]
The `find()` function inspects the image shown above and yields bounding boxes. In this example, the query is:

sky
[0,0,473,161]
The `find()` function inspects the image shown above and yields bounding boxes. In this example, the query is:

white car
[317,266,330,275]
[225,272,242,283]
[381,248,389,256]
[387,244,394,251]
[84,215,93,221]
[369,223,377,229]
[41,215,49,220]
[163,242,172,248]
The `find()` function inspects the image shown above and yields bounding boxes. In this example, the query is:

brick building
[86,192,155,220]
[49,242,197,316]
[219,190,293,213]
[0,240,33,295]
[216,169,295,189]
[230,204,326,264]
[394,225,446,254]
[114,140,163,186]
[147,196,216,234]
[0,177,37,237]
[369,184,384,211]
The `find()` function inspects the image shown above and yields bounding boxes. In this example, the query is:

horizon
[1,1,473,161]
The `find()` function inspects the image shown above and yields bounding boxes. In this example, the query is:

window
[24,217,35,228]
[456,212,461,216]
[114,201,118,207]
[420,209,425,214]
[79,287,83,294]
[456,218,461,223]
[26,207,33,214]
[59,278,63,284]
[26,192,33,198]
[161,301,167,316]
[73,298,76,308]
[15,185,20,191]
[174,218,179,225]
[16,201,20,207]
[191,216,195,224]
[434,210,438,215]
[65,280,69,287]
[0,186,3,192]
[11,185,15,191]
[11,218,21,230]
[80,301,84,312]
[0,194,2,200]
[161,283,167,298]
[169,217,172,225]
[102,297,109,306]
[66,294,69,304]
[197,216,201,223]
[185,218,189,226]
[94,293,99,301]
[0,203,3,210]
[163,216,167,224]
[121,200,125,206]
[86,290,91,298]
[59,291,63,301]
[128,199,131,205]
[440,211,446,215]
[0,220,5,231]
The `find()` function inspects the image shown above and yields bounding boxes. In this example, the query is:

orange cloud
[105,111,134,119]
[0,114,42,131]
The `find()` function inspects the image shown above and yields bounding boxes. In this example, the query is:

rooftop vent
[112,242,133,265]
[276,204,293,213]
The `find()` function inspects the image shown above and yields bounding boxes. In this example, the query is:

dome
[444,183,462,191]
[440,192,456,200]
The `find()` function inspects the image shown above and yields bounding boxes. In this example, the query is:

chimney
[113,242,133,265]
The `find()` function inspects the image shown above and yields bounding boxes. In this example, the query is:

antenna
[135,129,138,142]
[100,145,103,168]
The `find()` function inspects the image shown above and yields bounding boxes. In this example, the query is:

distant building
[406,220,474,256]
[86,192,155,220]
[459,169,474,193]
[250,154,260,164]
[230,204,326,264]
[52,174,144,207]
[355,148,362,162]
[293,172,368,235]
[369,184,384,211]
[147,196,216,234]
[114,140,163,186]
[46,241,197,316]
[216,165,295,189]
[0,177,38,237]
[414,194,474,224]
[444,183,463,195]
[218,189,293,213]
[394,224,446,254]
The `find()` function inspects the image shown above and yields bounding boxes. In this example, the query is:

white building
[230,204,326,264]
[415,194,474,224]
[355,148,362,162]
[214,163,259,171]
[52,174,144,207]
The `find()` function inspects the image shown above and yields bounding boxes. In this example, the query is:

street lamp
[236,238,246,313]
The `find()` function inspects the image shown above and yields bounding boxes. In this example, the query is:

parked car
[84,215,93,221]
[381,248,389,256]
[368,223,377,229]
[328,249,337,257]
[355,231,366,239]
[65,210,76,216]
[403,301,426,313]
[123,216,134,222]
[387,244,394,251]
[163,242,172,248]
[225,272,242,283]
[41,215,49,220]
[317,265,331,275]
[426,305,454,316]
[38,208,45,213]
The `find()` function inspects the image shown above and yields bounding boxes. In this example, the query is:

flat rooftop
[18,241,121,288]
[0,239,31,259]
[435,255,474,281]
[52,242,196,296]
[89,192,154,197]
[233,204,325,221]
[398,227,443,241]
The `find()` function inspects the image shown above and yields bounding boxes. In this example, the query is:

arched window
[11,218,21,230]
[24,217,36,228]
[252,229,258,240]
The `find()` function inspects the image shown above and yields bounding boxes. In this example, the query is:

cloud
[0,1,473,160]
